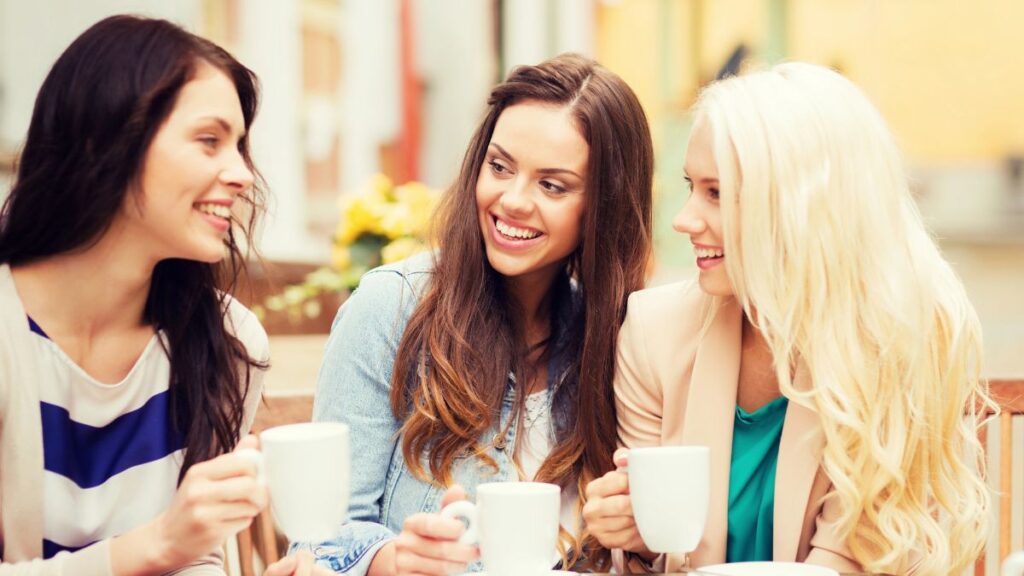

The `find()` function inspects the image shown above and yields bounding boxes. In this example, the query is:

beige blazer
[614,280,863,573]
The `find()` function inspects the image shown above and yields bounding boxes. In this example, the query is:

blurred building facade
[0,0,1021,373]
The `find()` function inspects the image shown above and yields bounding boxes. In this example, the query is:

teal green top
[726,395,789,563]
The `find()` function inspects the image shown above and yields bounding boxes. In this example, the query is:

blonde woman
[583,62,992,575]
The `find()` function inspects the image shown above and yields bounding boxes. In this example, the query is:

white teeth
[195,203,232,219]
[495,219,540,240]
[695,247,724,259]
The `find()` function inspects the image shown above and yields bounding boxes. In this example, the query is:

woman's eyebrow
[490,143,582,179]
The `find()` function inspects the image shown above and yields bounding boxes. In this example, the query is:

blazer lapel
[773,363,825,561]
[680,296,742,568]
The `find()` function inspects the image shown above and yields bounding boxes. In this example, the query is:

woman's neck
[12,224,157,337]
[504,268,560,344]
[737,313,782,412]
[505,268,562,394]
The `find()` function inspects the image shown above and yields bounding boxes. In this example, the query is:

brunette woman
[0,15,269,575]
[281,54,653,576]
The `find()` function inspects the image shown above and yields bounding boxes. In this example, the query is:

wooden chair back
[976,378,1024,576]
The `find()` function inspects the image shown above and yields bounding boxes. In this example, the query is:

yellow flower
[381,237,428,264]
[335,177,442,244]
[335,197,360,245]
[369,173,394,197]
[336,195,379,244]
[264,175,441,317]
[360,195,391,236]
[379,202,417,239]
[336,175,400,244]
[394,182,441,234]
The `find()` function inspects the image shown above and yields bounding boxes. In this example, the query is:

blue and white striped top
[0,263,268,572]
[29,317,187,558]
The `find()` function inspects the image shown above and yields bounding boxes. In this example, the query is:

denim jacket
[291,252,581,575]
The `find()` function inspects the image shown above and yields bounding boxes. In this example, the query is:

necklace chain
[522,389,552,431]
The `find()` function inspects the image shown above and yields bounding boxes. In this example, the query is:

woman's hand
[155,435,269,568]
[112,435,269,575]
[582,448,654,557]
[369,485,480,576]
[264,551,336,576]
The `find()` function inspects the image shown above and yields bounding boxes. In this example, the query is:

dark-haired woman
[0,15,269,575]
[278,53,653,576]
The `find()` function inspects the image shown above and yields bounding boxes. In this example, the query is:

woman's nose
[499,177,534,217]
[672,194,705,236]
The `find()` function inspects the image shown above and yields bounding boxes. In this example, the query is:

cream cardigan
[0,265,267,575]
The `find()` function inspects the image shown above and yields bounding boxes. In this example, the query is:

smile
[494,217,541,240]
[194,201,232,233]
[194,202,231,219]
[489,216,540,240]
[488,215,544,251]
[694,245,724,270]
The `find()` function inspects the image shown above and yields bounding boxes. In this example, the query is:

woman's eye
[708,187,720,200]
[540,180,567,194]
[199,136,219,148]
[489,159,510,175]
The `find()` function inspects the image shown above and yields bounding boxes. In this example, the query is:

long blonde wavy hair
[694,62,994,575]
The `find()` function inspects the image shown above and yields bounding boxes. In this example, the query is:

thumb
[293,550,316,576]
[235,434,260,452]
[263,554,298,576]
[440,484,468,508]
[613,447,630,470]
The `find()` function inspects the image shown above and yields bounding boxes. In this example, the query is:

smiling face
[118,61,253,264]
[674,117,733,297]
[476,101,588,291]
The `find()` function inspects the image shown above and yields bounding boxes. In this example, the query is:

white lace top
[518,389,580,545]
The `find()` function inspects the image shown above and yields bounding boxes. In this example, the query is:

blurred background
[4,0,1020,367]
[1,2,1022,360]
[0,0,1021,570]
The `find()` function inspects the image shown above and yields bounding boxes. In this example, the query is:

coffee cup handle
[439,500,478,545]
[235,447,265,484]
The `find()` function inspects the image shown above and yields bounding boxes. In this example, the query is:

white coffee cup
[1004,551,1024,576]
[628,445,710,554]
[440,482,559,576]
[238,422,350,543]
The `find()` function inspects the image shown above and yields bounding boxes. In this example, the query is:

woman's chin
[697,271,734,297]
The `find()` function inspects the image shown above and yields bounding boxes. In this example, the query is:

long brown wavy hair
[390,54,653,570]
[0,15,266,481]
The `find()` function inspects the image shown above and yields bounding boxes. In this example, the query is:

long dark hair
[391,53,654,569]
[0,15,266,480]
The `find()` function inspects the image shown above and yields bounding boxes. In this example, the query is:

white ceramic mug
[1004,552,1024,576]
[239,422,350,543]
[440,482,560,576]
[628,445,710,554]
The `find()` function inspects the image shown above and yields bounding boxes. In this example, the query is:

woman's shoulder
[625,278,708,323]
[621,278,714,354]
[331,251,436,330]
[0,264,19,316]
[0,264,30,352]
[362,250,434,286]
[221,295,270,363]
[353,251,435,301]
